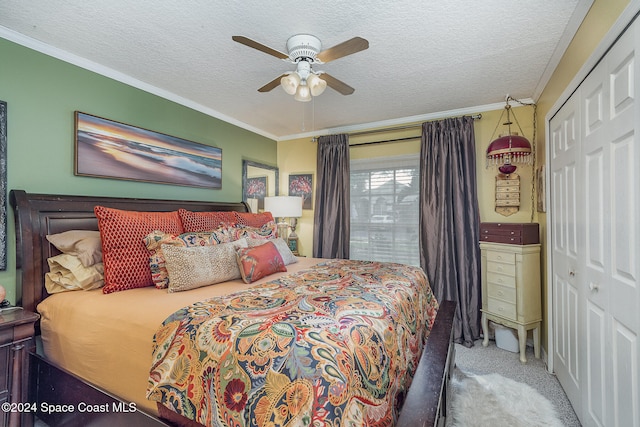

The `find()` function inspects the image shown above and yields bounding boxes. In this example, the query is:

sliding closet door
[550,17,640,427]
[550,92,582,418]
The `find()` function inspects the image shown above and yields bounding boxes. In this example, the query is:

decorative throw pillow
[46,230,102,267]
[163,239,248,293]
[45,254,104,293]
[229,221,277,241]
[144,230,229,289]
[94,206,183,293]
[178,209,237,232]
[236,241,286,284]
[246,238,298,265]
[234,211,275,227]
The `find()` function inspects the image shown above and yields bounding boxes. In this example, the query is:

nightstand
[0,308,39,426]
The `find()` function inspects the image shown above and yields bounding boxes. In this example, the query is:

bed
[10,189,455,427]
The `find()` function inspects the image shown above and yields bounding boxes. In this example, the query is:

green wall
[0,38,277,302]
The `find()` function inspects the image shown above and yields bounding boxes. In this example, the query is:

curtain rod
[349,136,420,147]
[311,113,482,143]
[348,113,482,137]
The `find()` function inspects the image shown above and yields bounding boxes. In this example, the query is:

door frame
[544,0,640,373]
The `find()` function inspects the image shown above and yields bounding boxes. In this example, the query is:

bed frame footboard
[397,300,456,427]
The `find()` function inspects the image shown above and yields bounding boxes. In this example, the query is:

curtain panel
[313,134,350,259]
[419,116,481,347]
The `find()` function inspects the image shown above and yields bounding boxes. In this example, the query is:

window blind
[349,154,420,266]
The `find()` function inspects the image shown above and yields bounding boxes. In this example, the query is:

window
[350,154,420,266]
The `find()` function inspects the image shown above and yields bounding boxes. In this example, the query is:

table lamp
[263,196,303,253]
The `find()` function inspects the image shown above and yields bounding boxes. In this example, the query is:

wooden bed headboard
[9,189,249,315]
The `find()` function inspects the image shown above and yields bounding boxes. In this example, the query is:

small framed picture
[245,176,267,210]
[536,166,546,213]
[289,173,313,210]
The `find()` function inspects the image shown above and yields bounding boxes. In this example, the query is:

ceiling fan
[232,34,369,101]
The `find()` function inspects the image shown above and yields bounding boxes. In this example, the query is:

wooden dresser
[480,223,541,363]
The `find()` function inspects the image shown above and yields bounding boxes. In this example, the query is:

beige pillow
[247,237,298,265]
[45,254,104,293]
[46,230,102,267]
[163,239,248,293]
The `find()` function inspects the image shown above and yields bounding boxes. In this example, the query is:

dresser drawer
[487,260,516,276]
[487,298,517,320]
[486,251,515,265]
[487,283,516,303]
[487,271,516,288]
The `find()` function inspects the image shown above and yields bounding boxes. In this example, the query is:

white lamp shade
[281,73,300,95]
[307,74,327,97]
[294,83,312,102]
[264,196,303,218]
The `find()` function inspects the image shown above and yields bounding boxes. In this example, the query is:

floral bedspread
[147,260,439,427]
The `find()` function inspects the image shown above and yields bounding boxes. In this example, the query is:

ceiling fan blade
[232,36,289,60]
[316,37,369,63]
[258,74,287,92]
[320,73,355,95]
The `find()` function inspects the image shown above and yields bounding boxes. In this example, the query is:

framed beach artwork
[289,173,313,210]
[75,112,222,188]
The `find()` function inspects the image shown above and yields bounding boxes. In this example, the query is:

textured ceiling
[0,1,591,140]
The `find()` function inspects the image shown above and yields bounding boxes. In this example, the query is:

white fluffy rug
[448,372,564,427]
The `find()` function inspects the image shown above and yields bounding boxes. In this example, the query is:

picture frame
[536,165,546,213]
[245,176,268,210]
[242,160,278,211]
[289,173,313,210]
[75,112,222,188]
[0,101,7,270]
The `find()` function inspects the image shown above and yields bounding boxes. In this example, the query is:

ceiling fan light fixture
[281,73,300,95]
[294,83,312,102]
[232,34,368,100]
[307,73,327,96]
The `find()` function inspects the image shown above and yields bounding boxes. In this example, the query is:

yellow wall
[278,105,536,256]
[278,0,630,351]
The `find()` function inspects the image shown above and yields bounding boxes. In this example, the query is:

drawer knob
[569,270,576,277]
[498,291,504,296]
[589,282,599,292]
[497,256,503,260]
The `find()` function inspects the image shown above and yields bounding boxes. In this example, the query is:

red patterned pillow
[94,206,183,293]
[178,209,237,232]
[235,241,286,283]
[143,230,229,289]
[234,211,275,227]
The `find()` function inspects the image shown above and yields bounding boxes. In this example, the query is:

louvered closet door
[550,17,640,427]
[550,88,582,419]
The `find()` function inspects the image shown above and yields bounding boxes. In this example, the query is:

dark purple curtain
[419,116,481,347]
[313,134,350,259]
